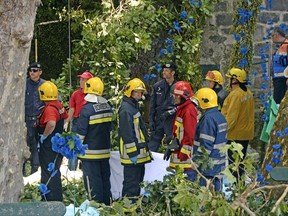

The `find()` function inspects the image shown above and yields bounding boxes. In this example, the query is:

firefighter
[149,62,177,152]
[25,62,45,174]
[37,81,68,201]
[74,77,113,205]
[271,27,288,104]
[118,78,152,203]
[192,88,227,191]
[65,71,93,170]
[205,70,229,110]
[163,81,197,180]
[221,68,254,181]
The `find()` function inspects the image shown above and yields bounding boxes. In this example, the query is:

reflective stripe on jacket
[75,98,112,160]
[118,96,152,165]
[193,107,227,177]
[272,39,288,78]
[170,100,197,170]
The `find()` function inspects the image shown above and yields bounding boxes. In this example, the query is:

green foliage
[229,0,262,72]
[19,184,42,202]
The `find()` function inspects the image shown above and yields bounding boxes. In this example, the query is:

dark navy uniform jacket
[25,78,45,118]
[75,97,113,160]
[118,96,152,165]
[149,79,177,123]
[193,107,227,177]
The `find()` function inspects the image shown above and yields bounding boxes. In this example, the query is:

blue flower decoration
[275,131,283,137]
[238,58,248,68]
[51,170,58,178]
[256,172,265,182]
[240,46,249,55]
[181,11,187,19]
[233,33,241,42]
[155,64,162,72]
[198,1,202,7]
[259,5,266,10]
[284,127,288,135]
[188,17,194,23]
[143,74,149,81]
[47,162,55,172]
[168,29,173,35]
[38,183,50,196]
[159,49,167,56]
[149,73,157,81]
[173,21,182,32]
[272,157,281,165]
[165,39,173,44]
[261,83,266,90]
[265,164,273,172]
[272,144,280,149]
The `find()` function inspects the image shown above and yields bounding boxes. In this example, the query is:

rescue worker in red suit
[37,81,68,201]
[65,71,93,170]
[74,77,113,205]
[118,78,152,205]
[163,81,197,180]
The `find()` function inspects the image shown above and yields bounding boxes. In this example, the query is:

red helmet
[173,81,194,100]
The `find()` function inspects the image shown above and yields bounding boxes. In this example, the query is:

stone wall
[200,0,288,159]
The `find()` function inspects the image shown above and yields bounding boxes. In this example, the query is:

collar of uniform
[84,94,107,103]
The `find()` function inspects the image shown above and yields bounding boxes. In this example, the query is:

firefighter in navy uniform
[25,62,45,174]
[118,78,152,204]
[271,27,288,104]
[37,81,68,201]
[192,88,227,191]
[149,62,177,152]
[74,77,113,205]
[205,70,228,110]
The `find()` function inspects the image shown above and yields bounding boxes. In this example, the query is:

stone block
[215,13,233,26]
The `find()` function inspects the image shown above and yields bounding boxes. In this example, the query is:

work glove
[160,108,177,121]
[163,138,180,161]
[163,148,172,161]
[163,135,172,146]
[40,135,47,144]
[130,156,138,165]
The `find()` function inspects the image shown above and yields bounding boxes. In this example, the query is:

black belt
[26,116,37,120]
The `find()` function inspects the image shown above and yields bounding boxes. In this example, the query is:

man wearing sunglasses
[24,62,45,175]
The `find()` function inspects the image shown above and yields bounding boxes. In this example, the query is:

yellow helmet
[205,70,223,85]
[124,78,146,97]
[194,88,218,109]
[38,81,58,101]
[226,68,247,83]
[84,77,104,96]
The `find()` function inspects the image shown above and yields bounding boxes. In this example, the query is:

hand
[163,148,171,161]
[149,122,155,132]
[130,156,138,164]
[163,135,172,146]
[40,135,47,144]
[160,108,176,121]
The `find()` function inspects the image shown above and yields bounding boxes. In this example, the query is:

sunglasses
[30,69,40,73]
[206,70,215,79]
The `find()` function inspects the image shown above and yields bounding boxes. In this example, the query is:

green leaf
[221,167,236,183]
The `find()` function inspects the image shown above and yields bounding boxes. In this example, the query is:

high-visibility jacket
[193,107,227,177]
[170,100,197,170]
[75,96,113,160]
[272,39,288,78]
[221,86,254,140]
[118,96,152,165]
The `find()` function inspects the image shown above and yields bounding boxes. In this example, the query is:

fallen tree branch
[271,186,288,213]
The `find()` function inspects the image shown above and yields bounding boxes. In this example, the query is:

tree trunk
[261,91,288,180]
[0,0,40,202]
